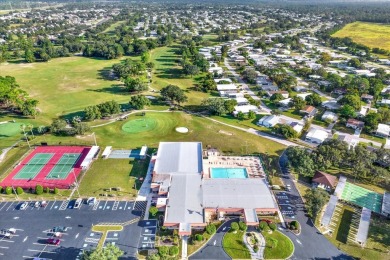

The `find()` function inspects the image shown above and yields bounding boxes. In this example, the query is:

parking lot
[0,200,147,260]
[275,191,298,219]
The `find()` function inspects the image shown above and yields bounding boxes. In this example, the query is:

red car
[47,238,61,245]
[260,219,273,224]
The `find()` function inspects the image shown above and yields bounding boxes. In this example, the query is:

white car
[74,198,82,209]
[87,197,97,205]
[34,201,40,208]
[20,202,28,210]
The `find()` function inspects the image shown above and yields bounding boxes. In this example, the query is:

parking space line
[0,202,8,211]
[6,202,14,211]
[102,201,108,210]
[28,249,56,254]
[50,200,56,210]
[93,201,100,210]
[0,246,9,249]
[124,201,128,210]
[112,201,119,210]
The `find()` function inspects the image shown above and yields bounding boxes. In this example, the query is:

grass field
[0,56,128,122]
[121,117,157,133]
[77,157,149,199]
[150,46,210,105]
[0,122,24,139]
[263,230,294,259]
[222,230,251,259]
[332,22,390,51]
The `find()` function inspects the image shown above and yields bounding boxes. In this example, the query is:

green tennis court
[13,153,54,179]
[341,182,383,213]
[46,153,81,179]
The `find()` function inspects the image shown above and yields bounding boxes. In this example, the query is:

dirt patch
[218,130,233,136]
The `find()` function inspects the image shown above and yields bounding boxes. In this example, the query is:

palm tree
[20,124,26,135]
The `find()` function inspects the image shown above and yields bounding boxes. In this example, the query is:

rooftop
[312,171,337,187]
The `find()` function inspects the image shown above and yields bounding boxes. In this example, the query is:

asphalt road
[279,153,353,260]
[189,219,236,260]
[0,199,145,260]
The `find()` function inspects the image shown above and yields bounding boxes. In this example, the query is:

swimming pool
[211,168,248,178]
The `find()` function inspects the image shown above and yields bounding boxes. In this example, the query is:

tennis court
[13,153,54,179]
[46,153,81,179]
[0,146,92,189]
[341,182,383,213]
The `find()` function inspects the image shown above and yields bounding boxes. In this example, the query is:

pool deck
[203,156,265,179]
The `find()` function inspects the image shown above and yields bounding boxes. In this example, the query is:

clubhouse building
[150,142,278,236]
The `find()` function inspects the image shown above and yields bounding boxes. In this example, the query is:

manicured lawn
[222,230,251,259]
[0,56,128,123]
[77,157,149,199]
[0,145,30,178]
[325,204,390,260]
[150,46,210,105]
[263,230,294,259]
[102,20,126,35]
[332,22,390,51]
[359,133,385,145]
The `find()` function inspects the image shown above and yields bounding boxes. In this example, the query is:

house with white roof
[305,128,329,144]
[321,111,338,122]
[233,105,259,116]
[257,115,280,128]
[376,123,390,138]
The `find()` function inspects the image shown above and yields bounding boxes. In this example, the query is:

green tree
[81,243,124,260]
[348,58,362,68]
[304,188,330,220]
[141,51,150,63]
[291,96,306,111]
[54,187,59,194]
[5,186,12,195]
[273,124,298,139]
[364,113,381,132]
[201,98,227,115]
[169,246,179,256]
[270,93,284,102]
[50,119,67,134]
[35,185,44,195]
[149,206,158,217]
[16,187,24,195]
[124,77,148,93]
[239,221,247,231]
[74,122,91,135]
[25,49,35,63]
[248,110,256,120]
[195,234,203,241]
[224,99,238,114]
[129,95,151,110]
[339,105,356,118]
[286,146,316,177]
[160,85,188,105]
[230,222,239,232]
[259,221,268,231]
[269,223,277,231]
[237,111,245,120]
[319,52,332,66]
[184,64,199,77]
[84,106,102,121]
[305,93,322,106]
[206,224,216,235]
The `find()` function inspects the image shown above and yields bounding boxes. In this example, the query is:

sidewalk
[182,236,188,260]
[243,230,265,259]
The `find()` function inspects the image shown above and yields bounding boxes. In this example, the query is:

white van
[74,198,82,209]
[87,197,97,205]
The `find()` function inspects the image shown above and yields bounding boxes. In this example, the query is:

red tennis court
[1,146,91,189]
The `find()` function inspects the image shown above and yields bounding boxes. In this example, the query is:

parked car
[74,198,82,209]
[0,230,11,239]
[20,202,28,210]
[53,232,62,238]
[87,197,97,205]
[52,226,68,233]
[47,238,61,245]
[259,219,273,224]
[41,201,48,207]
[34,201,40,208]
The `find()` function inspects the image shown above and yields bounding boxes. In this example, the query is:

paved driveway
[279,153,353,260]
[189,219,236,260]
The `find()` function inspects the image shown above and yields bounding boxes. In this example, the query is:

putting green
[0,122,23,138]
[121,117,158,133]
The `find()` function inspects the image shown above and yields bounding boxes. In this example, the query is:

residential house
[312,171,337,192]
[305,128,329,144]
[300,105,317,118]
[233,105,259,116]
[322,100,341,110]
[376,123,390,138]
[361,94,374,103]
[346,119,364,130]
[289,121,304,134]
[257,115,280,128]
[338,134,359,150]
[267,91,289,99]
[278,98,292,107]
[321,111,338,122]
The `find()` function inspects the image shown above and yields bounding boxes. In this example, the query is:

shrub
[253,245,259,253]
[195,234,203,241]
[290,220,300,230]
[16,187,24,195]
[169,246,179,256]
[5,186,12,195]
[146,254,160,260]
[158,246,169,256]
[206,223,216,235]
[54,187,59,194]
[269,223,277,231]
[239,221,247,231]
[230,222,239,232]
[259,221,268,231]
[45,187,50,193]
[0,186,2,193]
[35,185,43,195]
[149,206,158,216]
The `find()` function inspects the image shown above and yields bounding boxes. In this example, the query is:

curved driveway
[189,219,236,260]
